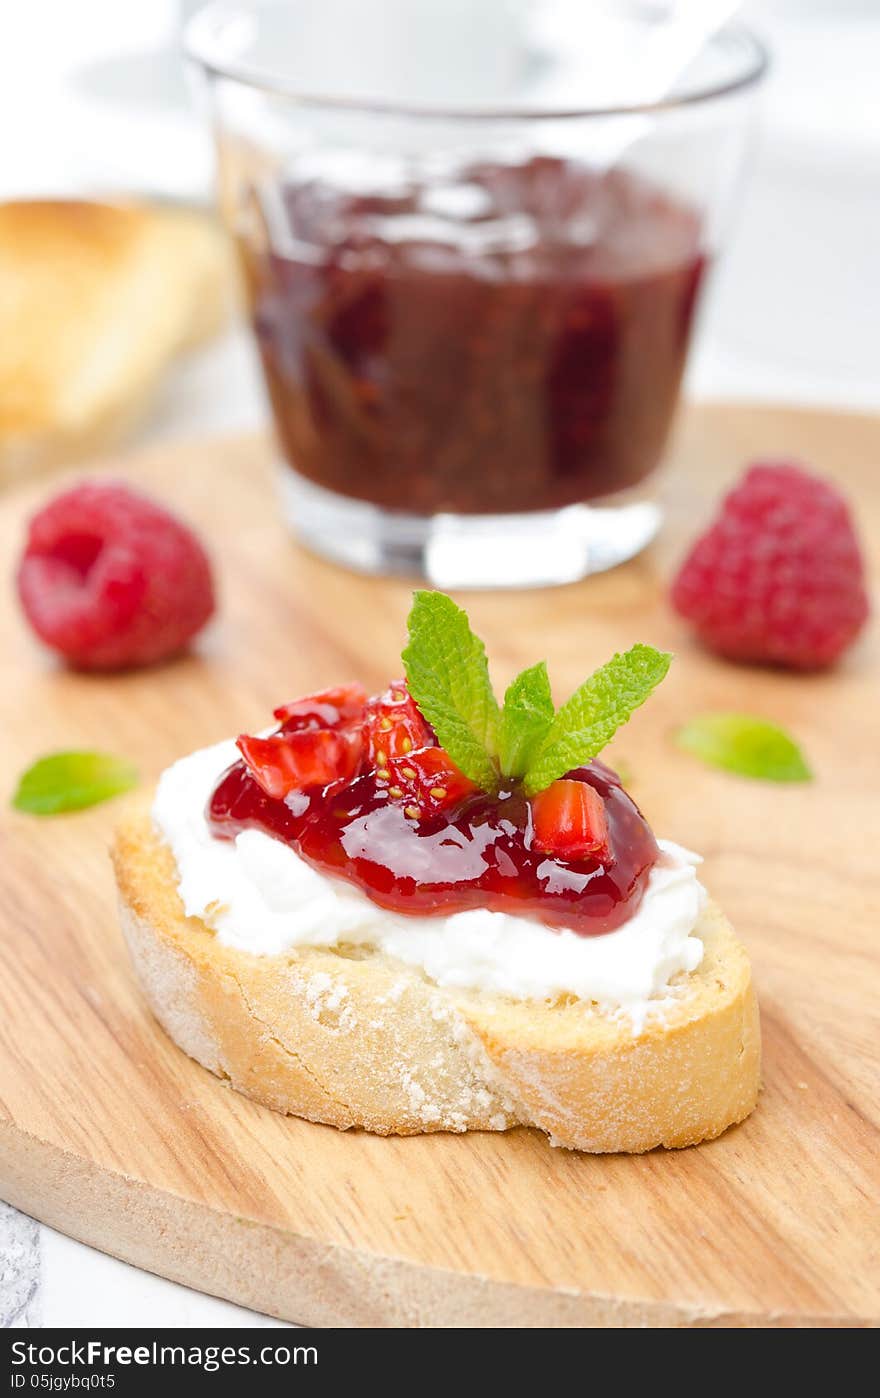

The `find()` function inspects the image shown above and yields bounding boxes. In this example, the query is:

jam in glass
[243,156,706,516]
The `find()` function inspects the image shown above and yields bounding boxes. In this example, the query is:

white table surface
[1,0,878,1329]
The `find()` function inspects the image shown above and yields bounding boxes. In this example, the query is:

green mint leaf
[402,591,500,791]
[523,644,671,796]
[12,751,139,815]
[498,661,555,779]
[675,713,812,782]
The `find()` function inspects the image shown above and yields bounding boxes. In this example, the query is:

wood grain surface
[0,404,878,1328]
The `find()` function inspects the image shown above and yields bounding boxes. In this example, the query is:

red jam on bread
[208,681,659,938]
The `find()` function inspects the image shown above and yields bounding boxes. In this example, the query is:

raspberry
[17,481,215,670]
[671,462,869,669]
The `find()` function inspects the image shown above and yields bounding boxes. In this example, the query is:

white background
[0,0,878,1327]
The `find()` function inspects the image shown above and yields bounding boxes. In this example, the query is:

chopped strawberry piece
[530,779,610,862]
[380,745,478,820]
[237,727,362,799]
[363,680,432,770]
[273,683,367,731]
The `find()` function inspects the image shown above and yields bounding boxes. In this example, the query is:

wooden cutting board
[0,404,878,1328]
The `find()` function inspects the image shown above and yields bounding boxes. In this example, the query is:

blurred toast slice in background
[0,199,237,483]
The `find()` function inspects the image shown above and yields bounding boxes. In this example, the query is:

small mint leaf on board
[523,644,671,797]
[498,661,555,779]
[402,591,500,791]
[12,751,139,815]
[675,713,812,782]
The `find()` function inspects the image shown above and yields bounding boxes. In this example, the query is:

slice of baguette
[0,199,236,483]
[112,812,761,1153]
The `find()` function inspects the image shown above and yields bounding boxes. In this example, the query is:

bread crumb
[377,977,408,1006]
[289,970,357,1032]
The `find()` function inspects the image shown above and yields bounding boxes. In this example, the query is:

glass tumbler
[186,0,767,587]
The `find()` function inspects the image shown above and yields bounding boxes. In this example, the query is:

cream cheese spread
[153,740,706,1013]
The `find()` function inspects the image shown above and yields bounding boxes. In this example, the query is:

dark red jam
[243,156,705,515]
[208,758,659,938]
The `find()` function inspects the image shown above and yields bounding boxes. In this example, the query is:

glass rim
[184,0,769,122]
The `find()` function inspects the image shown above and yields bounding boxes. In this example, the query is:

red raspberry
[17,481,215,671]
[671,462,869,669]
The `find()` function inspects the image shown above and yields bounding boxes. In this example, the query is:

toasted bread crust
[112,813,761,1153]
[0,199,235,479]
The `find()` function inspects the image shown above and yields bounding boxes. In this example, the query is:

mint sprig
[402,591,500,790]
[12,750,139,815]
[521,644,671,796]
[675,713,812,782]
[401,591,670,796]
[497,661,555,779]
